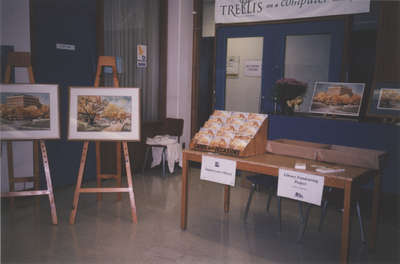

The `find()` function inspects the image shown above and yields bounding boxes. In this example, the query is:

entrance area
[225,37,263,113]
[216,19,345,114]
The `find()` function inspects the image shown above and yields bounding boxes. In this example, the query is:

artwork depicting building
[6,94,41,108]
[326,85,354,97]
[4,95,42,120]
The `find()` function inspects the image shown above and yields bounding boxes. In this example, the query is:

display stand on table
[69,56,137,224]
[94,56,122,201]
[189,112,268,212]
[1,52,57,224]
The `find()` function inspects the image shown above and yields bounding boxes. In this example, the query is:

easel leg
[95,142,102,201]
[33,140,40,206]
[7,141,15,207]
[116,142,122,201]
[33,140,40,190]
[70,141,89,224]
[122,142,137,223]
[40,140,58,225]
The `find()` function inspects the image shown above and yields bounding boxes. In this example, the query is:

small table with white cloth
[145,135,183,176]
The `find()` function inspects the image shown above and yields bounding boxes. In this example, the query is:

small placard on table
[277,169,324,206]
[200,155,237,187]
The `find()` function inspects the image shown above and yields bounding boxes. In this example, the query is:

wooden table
[180,149,380,264]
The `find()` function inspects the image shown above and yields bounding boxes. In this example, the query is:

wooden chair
[142,118,184,177]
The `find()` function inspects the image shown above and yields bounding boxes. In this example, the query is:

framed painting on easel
[67,87,141,141]
[367,82,400,119]
[0,84,60,140]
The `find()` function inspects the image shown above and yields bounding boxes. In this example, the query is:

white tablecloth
[146,135,182,173]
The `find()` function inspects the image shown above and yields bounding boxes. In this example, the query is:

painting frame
[0,84,60,140]
[367,82,400,119]
[309,81,365,117]
[68,87,141,141]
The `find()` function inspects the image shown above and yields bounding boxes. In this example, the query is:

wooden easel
[1,52,57,224]
[4,52,39,201]
[69,141,137,224]
[94,56,122,201]
[69,56,137,224]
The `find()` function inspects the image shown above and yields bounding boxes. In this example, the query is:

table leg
[340,181,352,264]
[181,153,188,230]
[369,171,381,251]
[224,185,230,213]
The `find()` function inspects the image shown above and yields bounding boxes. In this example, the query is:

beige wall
[1,0,33,192]
[167,0,193,147]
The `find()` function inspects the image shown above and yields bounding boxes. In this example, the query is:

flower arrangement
[273,78,307,114]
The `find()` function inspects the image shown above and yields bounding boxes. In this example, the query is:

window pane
[225,37,263,113]
[284,34,331,112]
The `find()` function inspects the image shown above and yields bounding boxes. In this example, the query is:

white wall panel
[1,0,33,192]
[167,0,193,147]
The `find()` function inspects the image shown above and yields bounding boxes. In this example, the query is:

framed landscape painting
[367,82,400,118]
[68,87,141,141]
[309,82,365,117]
[0,84,60,140]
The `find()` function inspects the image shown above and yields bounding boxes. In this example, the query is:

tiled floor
[1,167,399,263]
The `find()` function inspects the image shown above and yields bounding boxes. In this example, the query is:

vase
[279,99,294,115]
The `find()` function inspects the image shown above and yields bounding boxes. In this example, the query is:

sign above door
[215,0,370,24]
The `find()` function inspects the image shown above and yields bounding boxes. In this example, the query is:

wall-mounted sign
[227,56,240,75]
[215,0,370,24]
[56,43,75,51]
[137,44,147,68]
[277,168,324,206]
[200,155,237,186]
[244,60,262,77]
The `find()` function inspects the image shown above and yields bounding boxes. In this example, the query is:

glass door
[283,34,332,112]
[225,37,264,113]
[216,19,345,114]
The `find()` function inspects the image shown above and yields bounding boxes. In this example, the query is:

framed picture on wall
[367,82,400,118]
[0,84,60,140]
[309,82,365,117]
[68,87,141,141]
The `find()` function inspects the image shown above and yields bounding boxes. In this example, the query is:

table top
[183,149,372,183]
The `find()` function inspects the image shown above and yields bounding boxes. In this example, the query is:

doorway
[216,19,345,114]
[225,37,264,113]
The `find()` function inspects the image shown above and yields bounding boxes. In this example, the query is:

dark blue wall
[31,0,98,187]
[269,115,400,194]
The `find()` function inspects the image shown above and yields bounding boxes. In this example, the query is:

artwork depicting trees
[77,95,132,132]
[0,93,50,131]
[377,89,400,110]
[310,83,365,116]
